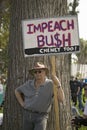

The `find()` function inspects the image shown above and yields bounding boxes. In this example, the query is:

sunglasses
[84,88,87,90]
[34,70,42,74]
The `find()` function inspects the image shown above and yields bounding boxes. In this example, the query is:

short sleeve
[15,81,29,93]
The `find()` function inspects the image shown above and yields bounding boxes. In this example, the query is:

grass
[78,126,87,130]
[0,107,3,113]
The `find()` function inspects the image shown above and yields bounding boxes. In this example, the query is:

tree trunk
[2,0,72,130]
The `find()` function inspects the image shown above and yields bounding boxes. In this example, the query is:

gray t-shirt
[16,78,53,113]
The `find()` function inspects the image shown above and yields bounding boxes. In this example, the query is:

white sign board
[22,15,80,57]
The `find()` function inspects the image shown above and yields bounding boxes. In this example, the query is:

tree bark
[2,0,72,130]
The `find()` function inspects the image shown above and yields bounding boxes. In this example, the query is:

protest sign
[22,15,79,57]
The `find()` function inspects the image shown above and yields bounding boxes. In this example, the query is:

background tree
[0,0,10,75]
[68,0,87,65]
[76,39,87,64]
[2,0,75,130]
[68,0,87,77]
[68,0,79,15]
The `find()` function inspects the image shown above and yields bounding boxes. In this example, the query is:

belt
[28,110,48,115]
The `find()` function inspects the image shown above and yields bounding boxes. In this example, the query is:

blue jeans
[23,110,48,130]
[77,93,84,110]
